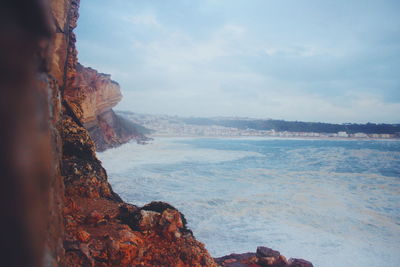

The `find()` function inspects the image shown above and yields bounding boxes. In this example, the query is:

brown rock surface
[65,63,122,124]
[60,108,217,266]
[65,62,146,151]
[215,247,313,267]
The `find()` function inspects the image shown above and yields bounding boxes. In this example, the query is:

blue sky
[76,0,400,123]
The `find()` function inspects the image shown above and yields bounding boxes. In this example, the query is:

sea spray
[99,137,400,267]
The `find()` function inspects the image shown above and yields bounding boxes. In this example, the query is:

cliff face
[0,0,70,266]
[65,63,143,151]
[50,0,216,265]
[66,63,122,125]
[0,0,312,266]
[61,116,216,266]
[1,0,215,265]
[64,63,122,124]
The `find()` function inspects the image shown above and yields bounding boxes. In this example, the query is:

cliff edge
[65,63,145,151]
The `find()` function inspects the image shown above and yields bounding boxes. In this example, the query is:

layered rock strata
[0,0,313,266]
[65,63,145,151]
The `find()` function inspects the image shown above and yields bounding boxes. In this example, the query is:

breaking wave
[98,137,400,267]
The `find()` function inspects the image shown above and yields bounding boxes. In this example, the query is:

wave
[98,137,265,173]
[99,137,400,267]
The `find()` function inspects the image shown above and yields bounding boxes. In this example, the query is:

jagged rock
[64,63,146,151]
[288,258,314,267]
[142,201,189,229]
[139,210,162,231]
[85,210,103,225]
[60,114,217,266]
[215,252,258,266]
[258,255,288,267]
[257,246,281,258]
[215,247,312,267]
[76,230,90,243]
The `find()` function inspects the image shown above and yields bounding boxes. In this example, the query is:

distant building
[338,131,348,137]
[354,133,367,138]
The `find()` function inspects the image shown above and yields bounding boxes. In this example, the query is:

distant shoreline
[148,134,400,141]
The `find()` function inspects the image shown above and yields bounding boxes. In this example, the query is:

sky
[76,0,400,123]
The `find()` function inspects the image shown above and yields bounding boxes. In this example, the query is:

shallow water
[98,137,400,267]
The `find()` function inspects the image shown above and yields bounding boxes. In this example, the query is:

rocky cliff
[61,116,216,266]
[0,0,312,266]
[65,63,144,151]
[65,64,122,125]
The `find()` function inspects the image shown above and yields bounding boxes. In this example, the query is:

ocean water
[98,137,400,267]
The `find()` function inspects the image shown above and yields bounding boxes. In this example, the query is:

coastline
[148,134,400,142]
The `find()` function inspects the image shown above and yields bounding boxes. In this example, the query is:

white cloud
[135,23,247,65]
[77,2,400,124]
[118,85,400,124]
[220,24,246,37]
[264,45,332,57]
[123,13,160,27]
[112,19,400,123]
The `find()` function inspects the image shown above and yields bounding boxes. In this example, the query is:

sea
[98,137,400,267]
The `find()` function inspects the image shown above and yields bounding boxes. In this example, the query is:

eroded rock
[216,247,313,267]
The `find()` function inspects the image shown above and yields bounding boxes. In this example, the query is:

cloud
[76,0,400,123]
[264,45,331,58]
[123,13,161,28]
[118,16,400,123]
[119,85,400,124]
[132,23,247,66]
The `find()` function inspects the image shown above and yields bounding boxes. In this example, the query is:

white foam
[98,137,265,173]
[99,137,400,267]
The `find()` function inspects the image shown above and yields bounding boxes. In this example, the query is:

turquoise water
[98,137,400,267]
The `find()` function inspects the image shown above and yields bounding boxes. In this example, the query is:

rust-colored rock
[257,247,281,258]
[65,63,147,151]
[288,258,314,267]
[60,113,217,266]
[65,64,122,123]
[215,247,313,267]
[76,230,90,242]
[86,210,104,225]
